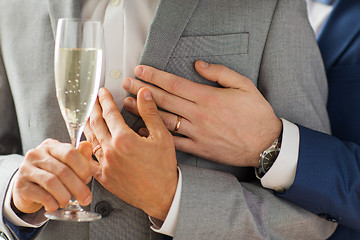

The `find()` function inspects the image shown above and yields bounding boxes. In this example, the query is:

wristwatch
[255,135,282,179]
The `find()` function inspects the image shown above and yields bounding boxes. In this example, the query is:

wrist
[148,170,178,221]
[255,126,283,179]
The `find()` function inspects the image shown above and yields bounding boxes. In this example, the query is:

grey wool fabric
[0,0,336,239]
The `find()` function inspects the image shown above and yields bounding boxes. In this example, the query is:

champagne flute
[45,18,102,222]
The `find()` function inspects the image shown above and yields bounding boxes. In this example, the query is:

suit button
[95,201,113,217]
[0,232,9,240]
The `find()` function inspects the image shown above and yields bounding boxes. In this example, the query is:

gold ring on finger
[174,115,182,133]
[93,144,102,155]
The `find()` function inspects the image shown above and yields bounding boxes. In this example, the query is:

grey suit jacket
[0,0,337,239]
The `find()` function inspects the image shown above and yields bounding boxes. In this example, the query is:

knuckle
[102,146,115,160]
[56,165,71,179]
[102,105,115,119]
[218,65,229,77]
[42,193,55,205]
[42,138,55,147]
[63,148,78,163]
[90,112,103,128]
[43,174,58,189]
[163,116,174,130]
[25,149,39,161]
[145,106,158,116]
[158,94,171,108]
[168,78,181,93]
[113,134,133,154]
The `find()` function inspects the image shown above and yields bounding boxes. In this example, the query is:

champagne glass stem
[66,125,85,212]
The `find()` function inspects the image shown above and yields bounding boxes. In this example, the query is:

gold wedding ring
[93,144,102,155]
[174,115,182,133]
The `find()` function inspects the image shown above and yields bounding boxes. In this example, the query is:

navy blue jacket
[279,0,360,238]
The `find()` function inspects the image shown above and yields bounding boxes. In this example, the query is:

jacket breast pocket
[166,33,249,86]
[171,32,249,58]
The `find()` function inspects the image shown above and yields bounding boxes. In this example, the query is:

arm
[278,125,360,231]
[123,0,336,238]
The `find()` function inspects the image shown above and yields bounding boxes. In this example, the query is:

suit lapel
[317,0,360,71]
[48,0,82,38]
[122,0,200,128]
[139,0,200,69]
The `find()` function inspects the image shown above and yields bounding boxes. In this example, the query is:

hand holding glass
[45,18,102,222]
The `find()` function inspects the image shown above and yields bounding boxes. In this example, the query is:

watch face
[262,150,280,172]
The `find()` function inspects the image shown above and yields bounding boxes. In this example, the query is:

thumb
[137,88,167,136]
[195,60,254,91]
[78,141,93,160]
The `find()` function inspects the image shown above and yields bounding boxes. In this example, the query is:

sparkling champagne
[55,48,102,129]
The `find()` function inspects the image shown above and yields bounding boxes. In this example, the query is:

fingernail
[99,87,105,95]
[142,88,152,101]
[135,66,144,77]
[123,97,135,108]
[123,78,132,90]
[198,60,209,68]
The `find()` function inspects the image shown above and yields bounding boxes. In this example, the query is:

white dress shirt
[261,0,334,190]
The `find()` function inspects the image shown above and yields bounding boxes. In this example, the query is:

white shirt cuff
[261,118,300,192]
[150,166,182,237]
[3,172,48,228]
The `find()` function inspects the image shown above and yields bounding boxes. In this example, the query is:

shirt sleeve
[150,167,182,237]
[3,172,48,228]
[261,118,300,192]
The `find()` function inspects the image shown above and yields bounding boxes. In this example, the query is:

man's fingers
[123,97,139,116]
[13,181,60,213]
[133,65,203,102]
[29,154,92,206]
[194,60,254,90]
[89,96,111,145]
[137,88,168,138]
[98,88,132,137]
[124,97,193,137]
[123,78,195,118]
[22,166,71,208]
[84,121,100,149]
[40,139,91,183]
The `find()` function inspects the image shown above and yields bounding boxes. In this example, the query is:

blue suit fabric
[279,0,360,238]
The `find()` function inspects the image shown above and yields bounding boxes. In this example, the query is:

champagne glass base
[45,209,102,222]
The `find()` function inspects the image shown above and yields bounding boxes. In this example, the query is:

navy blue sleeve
[3,218,39,240]
[277,125,360,231]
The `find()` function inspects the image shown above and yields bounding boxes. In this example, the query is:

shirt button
[111,0,121,6]
[110,70,121,79]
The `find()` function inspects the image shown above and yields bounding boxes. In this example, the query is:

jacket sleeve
[278,125,360,232]
[0,34,31,240]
